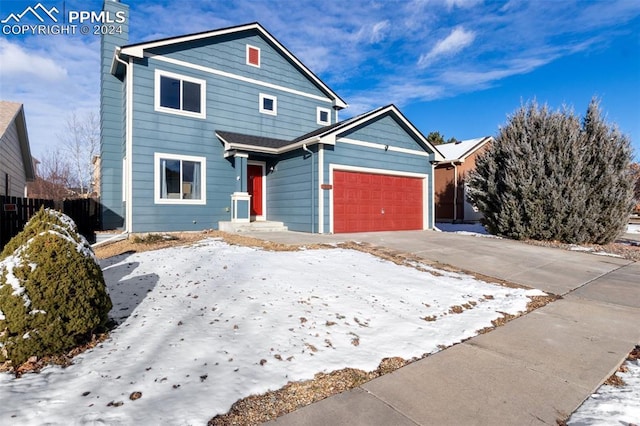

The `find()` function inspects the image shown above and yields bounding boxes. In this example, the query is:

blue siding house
[100,0,443,234]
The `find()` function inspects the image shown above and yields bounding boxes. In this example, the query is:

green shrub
[1,207,87,258]
[467,99,635,244]
[0,209,112,366]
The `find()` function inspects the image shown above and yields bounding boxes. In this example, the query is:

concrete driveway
[239,229,640,425]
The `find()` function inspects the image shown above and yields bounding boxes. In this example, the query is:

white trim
[125,57,133,232]
[119,22,347,109]
[314,105,443,162]
[154,152,207,205]
[430,162,435,229]
[259,93,277,115]
[317,107,331,125]
[318,144,324,233]
[246,44,261,68]
[248,160,267,221]
[148,54,333,105]
[338,137,431,157]
[328,163,429,234]
[122,157,127,202]
[154,69,206,119]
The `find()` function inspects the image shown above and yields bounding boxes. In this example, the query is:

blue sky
[1,0,639,160]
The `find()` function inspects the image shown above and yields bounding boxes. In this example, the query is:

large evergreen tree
[467,99,635,244]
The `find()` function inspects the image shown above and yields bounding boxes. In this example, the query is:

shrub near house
[468,99,635,244]
[0,209,112,366]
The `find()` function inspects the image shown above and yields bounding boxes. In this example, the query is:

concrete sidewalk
[243,230,640,425]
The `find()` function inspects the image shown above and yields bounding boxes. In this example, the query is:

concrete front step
[218,221,288,233]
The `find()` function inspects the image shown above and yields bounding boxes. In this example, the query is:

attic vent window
[317,107,331,125]
[247,45,261,67]
[259,93,277,116]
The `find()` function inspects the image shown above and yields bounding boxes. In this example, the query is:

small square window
[317,107,331,125]
[247,45,260,67]
[259,93,277,115]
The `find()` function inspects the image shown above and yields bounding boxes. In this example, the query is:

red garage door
[333,170,423,233]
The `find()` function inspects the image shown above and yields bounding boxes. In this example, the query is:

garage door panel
[333,170,423,233]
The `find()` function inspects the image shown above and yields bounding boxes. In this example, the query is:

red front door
[248,164,263,217]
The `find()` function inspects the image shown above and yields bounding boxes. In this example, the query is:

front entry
[247,163,265,220]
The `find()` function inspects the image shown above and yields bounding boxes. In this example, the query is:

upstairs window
[246,45,261,68]
[259,93,277,116]
[155,70,206,119]
[317,107,331,125]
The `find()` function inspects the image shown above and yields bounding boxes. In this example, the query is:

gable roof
[115,22,347,110]
[436,136,492,162]
[0,101,35,181]
[216,104,444,160]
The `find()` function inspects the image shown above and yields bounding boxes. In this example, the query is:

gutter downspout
[302,143,315,233]
[453,164,458,222]
[114,50,133,235]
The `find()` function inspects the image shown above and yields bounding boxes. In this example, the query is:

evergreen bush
[0,209,112,366]
[467,98,635,244]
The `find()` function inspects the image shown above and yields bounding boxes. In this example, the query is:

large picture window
[154,153,206,205]
[155,70,206,119]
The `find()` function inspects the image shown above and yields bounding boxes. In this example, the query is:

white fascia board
[457,136,492,161]
[217,134,326,156]
[120,23,261,58]
[117,23,347,108]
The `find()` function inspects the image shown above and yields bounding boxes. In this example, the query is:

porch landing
[218,221,288,233]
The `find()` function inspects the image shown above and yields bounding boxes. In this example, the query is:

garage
[333,170,424,233]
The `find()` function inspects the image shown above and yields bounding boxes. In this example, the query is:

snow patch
[569,358,640,424]
[0,240,545,425]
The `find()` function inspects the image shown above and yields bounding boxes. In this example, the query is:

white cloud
[418,26,476,68]
[445,0,483,9]
[370,20,391,43]
[0,39,67,81]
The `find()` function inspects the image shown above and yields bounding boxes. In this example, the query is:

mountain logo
[1,3,60,24]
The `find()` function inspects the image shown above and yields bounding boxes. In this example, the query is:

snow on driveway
[0,238,543,425]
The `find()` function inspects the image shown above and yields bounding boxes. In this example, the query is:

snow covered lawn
[0,238,543,425]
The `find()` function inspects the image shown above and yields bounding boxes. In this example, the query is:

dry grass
[93,230,329,260]
[603,345,640,388]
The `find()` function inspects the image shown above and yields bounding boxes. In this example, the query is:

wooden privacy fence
[0,196,101,249]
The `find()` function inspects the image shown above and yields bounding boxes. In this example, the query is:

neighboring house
[434,136,492,222]
[100,1,443,234]
[0,101,35,197]
[91,155,101,198]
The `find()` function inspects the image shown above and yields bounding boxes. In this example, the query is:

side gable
[216,105,445,160]
[0,101,35,183]
[435,136,492,162]
[320,105,443,160]
[116,23,347,110]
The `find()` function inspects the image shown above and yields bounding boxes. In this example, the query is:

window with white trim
[317,107,331,125]
[155,70,206,119]
[259,93,277,115]
[154,153,206,204]
[246,44,260,67]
